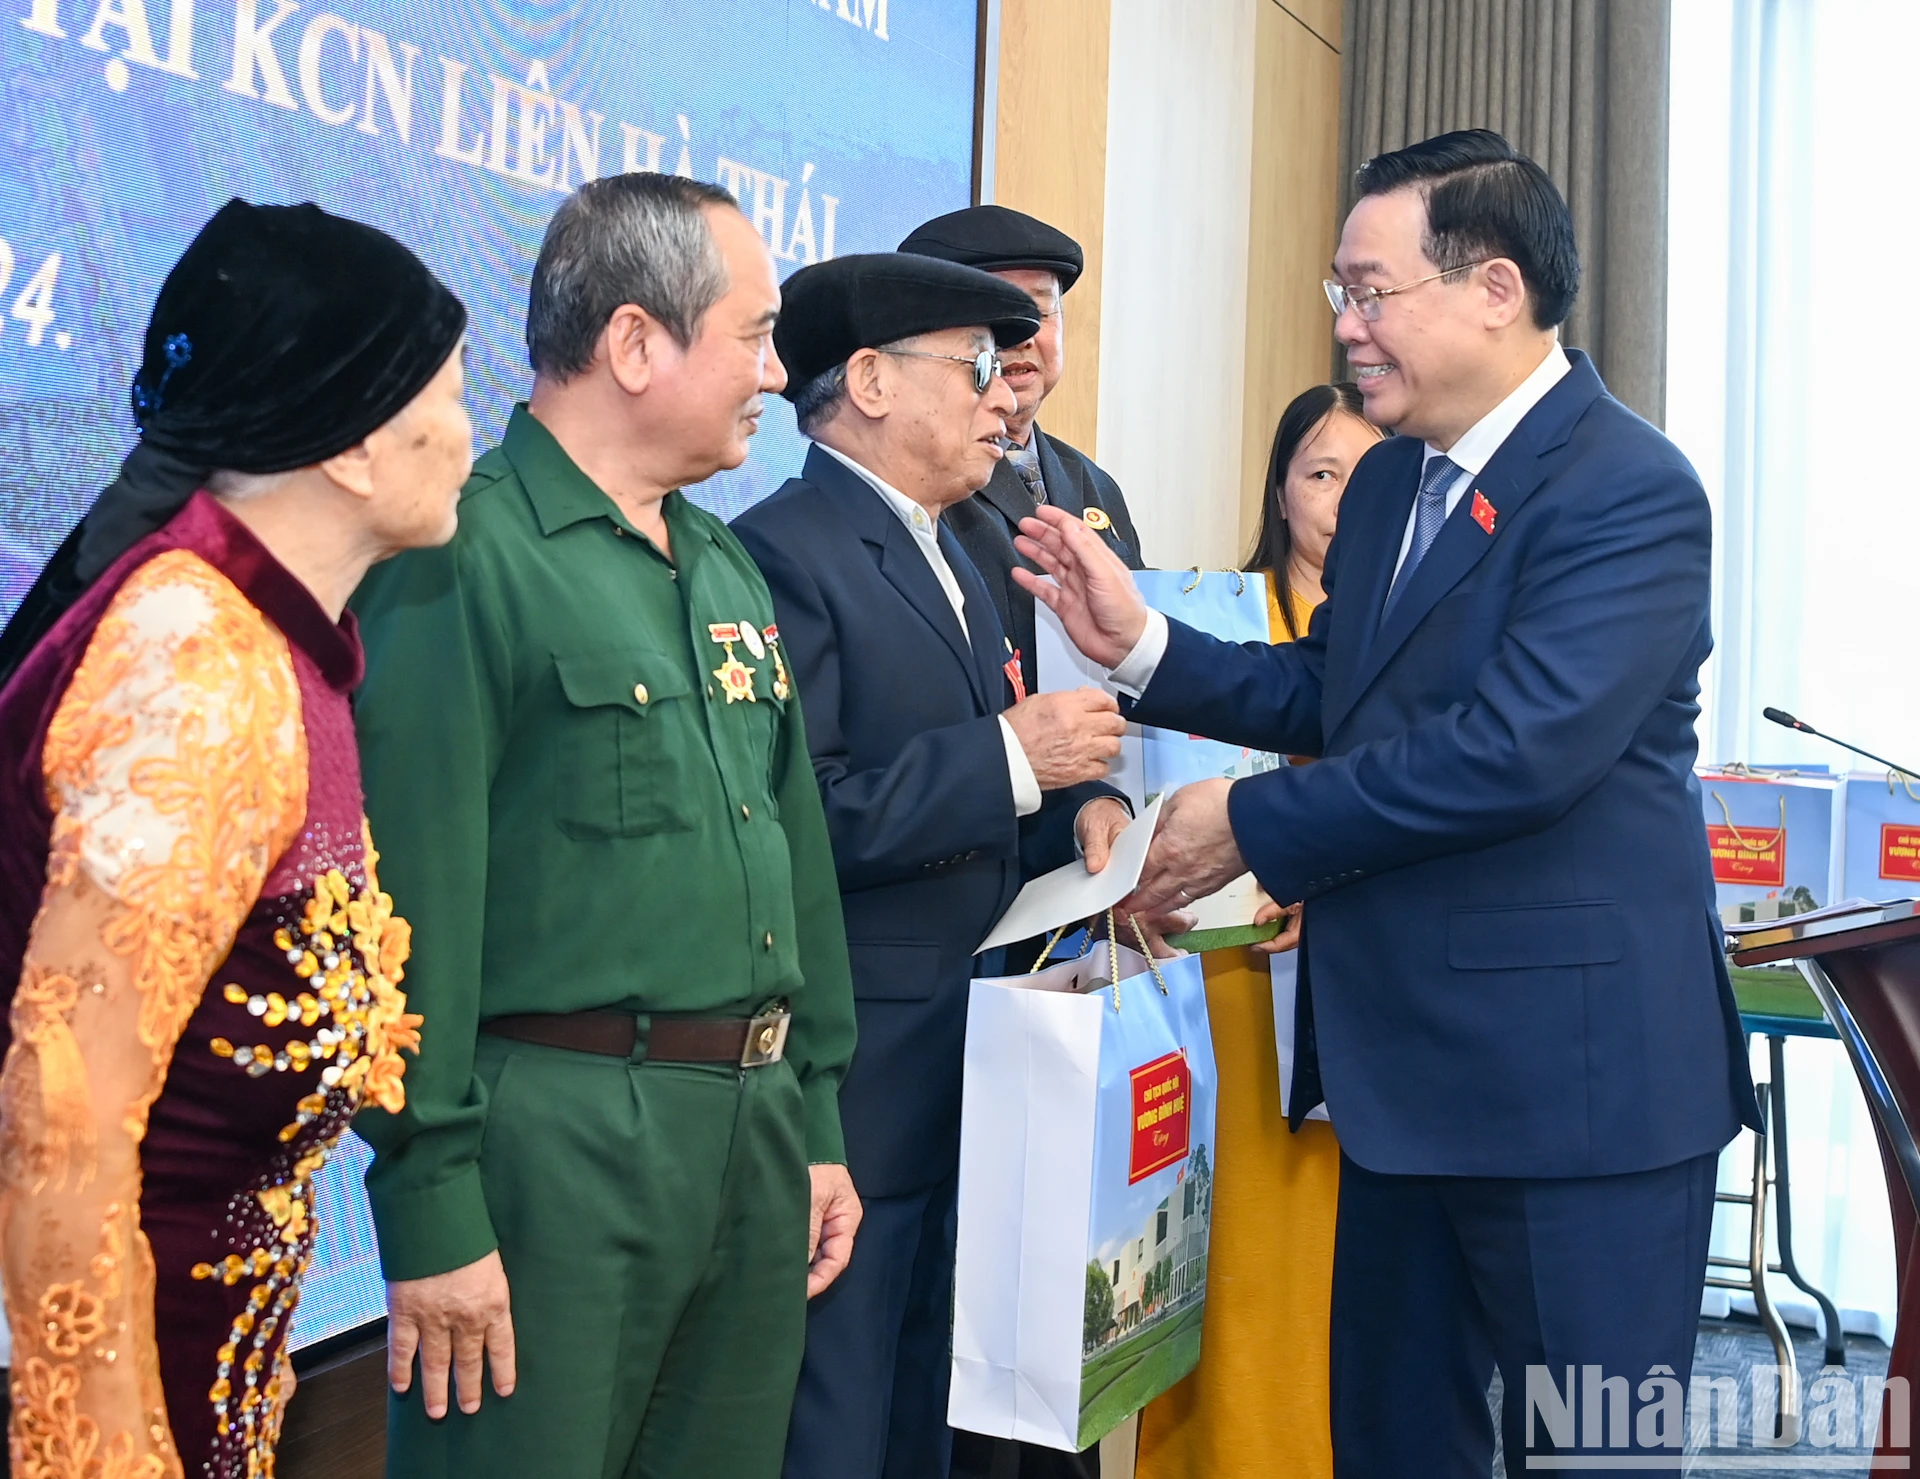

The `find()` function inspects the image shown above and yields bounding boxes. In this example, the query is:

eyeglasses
[879,347,1003,394]
[1322,260,1493,322]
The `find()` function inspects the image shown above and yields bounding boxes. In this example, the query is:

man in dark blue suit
[732,253,1134,1479]
[1015,131,1760,1476]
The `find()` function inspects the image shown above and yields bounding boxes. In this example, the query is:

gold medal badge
[708,622,757,703]
[1083,507,1113,532]
[764,625,791,700]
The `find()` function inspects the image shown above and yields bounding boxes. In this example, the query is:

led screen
[0,0,978,606]
[1,0,977,1347]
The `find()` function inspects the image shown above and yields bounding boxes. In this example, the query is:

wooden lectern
[1733,900,1920,1458]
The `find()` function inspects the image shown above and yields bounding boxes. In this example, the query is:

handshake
[1003,686,1126,789]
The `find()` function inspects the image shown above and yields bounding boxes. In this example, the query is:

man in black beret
[731,252,1133,1479]
[901,205,1142,1479]
[900,206,1146,709]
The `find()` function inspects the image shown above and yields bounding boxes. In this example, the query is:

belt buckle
[741,1005,791,1068]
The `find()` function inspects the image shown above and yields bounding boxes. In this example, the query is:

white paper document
[977,796,1164,952]
[1721,896,1900,935]
[1185,870,1263,932]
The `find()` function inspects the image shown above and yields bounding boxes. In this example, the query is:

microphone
[1762,707,1920,778]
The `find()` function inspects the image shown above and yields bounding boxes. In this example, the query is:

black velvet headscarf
[0,199,466,684]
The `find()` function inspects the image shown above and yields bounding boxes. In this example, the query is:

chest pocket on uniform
[553,649,696,839]
[746,663,789,812]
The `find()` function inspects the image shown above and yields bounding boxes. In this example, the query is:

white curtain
[1668,0,1913,1344]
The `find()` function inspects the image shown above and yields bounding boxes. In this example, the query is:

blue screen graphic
[0,0,978,611]
[0,0,976,1347]
[295,1131,386,1350]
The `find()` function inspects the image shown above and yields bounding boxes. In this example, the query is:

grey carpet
[1485,1316,1891,1477]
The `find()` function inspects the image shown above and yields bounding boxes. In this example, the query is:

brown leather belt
[481,1004,791,1067]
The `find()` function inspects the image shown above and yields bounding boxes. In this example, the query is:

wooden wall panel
[1239,1,1344,558]
[987,0,1343,566]
[1276,0,1341,50]
[989,0,1112,454]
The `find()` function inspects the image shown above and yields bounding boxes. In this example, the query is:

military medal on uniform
[764,624,792,700]
[708,622,757,703]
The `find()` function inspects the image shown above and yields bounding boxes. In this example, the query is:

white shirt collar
[814,441,971,637]
[817,442,940,542]
[1423,341,1571,475]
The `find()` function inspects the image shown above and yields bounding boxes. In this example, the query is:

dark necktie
[1008,440,1046,506]
[1383,454,1461,615]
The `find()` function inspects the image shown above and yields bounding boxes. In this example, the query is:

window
[1668,0,1907,1343]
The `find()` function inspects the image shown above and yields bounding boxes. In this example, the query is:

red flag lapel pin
[1470,489,1498,535]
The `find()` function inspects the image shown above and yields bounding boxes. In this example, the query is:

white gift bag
[1269,949,1328,1123]
[950,928,1217,1451]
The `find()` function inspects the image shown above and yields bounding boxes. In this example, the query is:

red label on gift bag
[1129,1051,1191,1184]
[1707,824,1787,886]
[1882,825,1920,882]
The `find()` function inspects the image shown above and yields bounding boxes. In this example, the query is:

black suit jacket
[945,425,1144,696]
[732,445,1106,1198]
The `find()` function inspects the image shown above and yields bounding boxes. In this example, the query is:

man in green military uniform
[349,173,860,1479]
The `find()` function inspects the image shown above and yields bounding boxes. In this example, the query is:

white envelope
[977,796,1164,952]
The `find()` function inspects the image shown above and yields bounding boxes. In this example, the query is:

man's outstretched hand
[1012,506,1150,670]
[1119,778,1247,918]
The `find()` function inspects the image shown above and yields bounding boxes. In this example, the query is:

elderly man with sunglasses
[731,252,1133,1479]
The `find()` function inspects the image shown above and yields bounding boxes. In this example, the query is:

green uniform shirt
[350,405,856,1282]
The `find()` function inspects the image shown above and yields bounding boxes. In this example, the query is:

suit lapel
[1325,354,1607,736]
[1318,438,1421,737]
[941,521,1009,706]
[803,445,989,710]
[877,530,990,708]
[1033,432,1083,517]
[973,457,1037,531]
[1037,427,1137,564]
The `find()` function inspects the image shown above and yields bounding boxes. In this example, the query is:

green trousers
[386,1034,812,1479]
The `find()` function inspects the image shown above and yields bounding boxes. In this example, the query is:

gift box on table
[1696,768,1845,926]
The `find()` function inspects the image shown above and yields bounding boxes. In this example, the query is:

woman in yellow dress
[1134,382,1382,1479]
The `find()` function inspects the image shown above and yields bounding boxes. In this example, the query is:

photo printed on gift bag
[1077,948,1217,1447]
